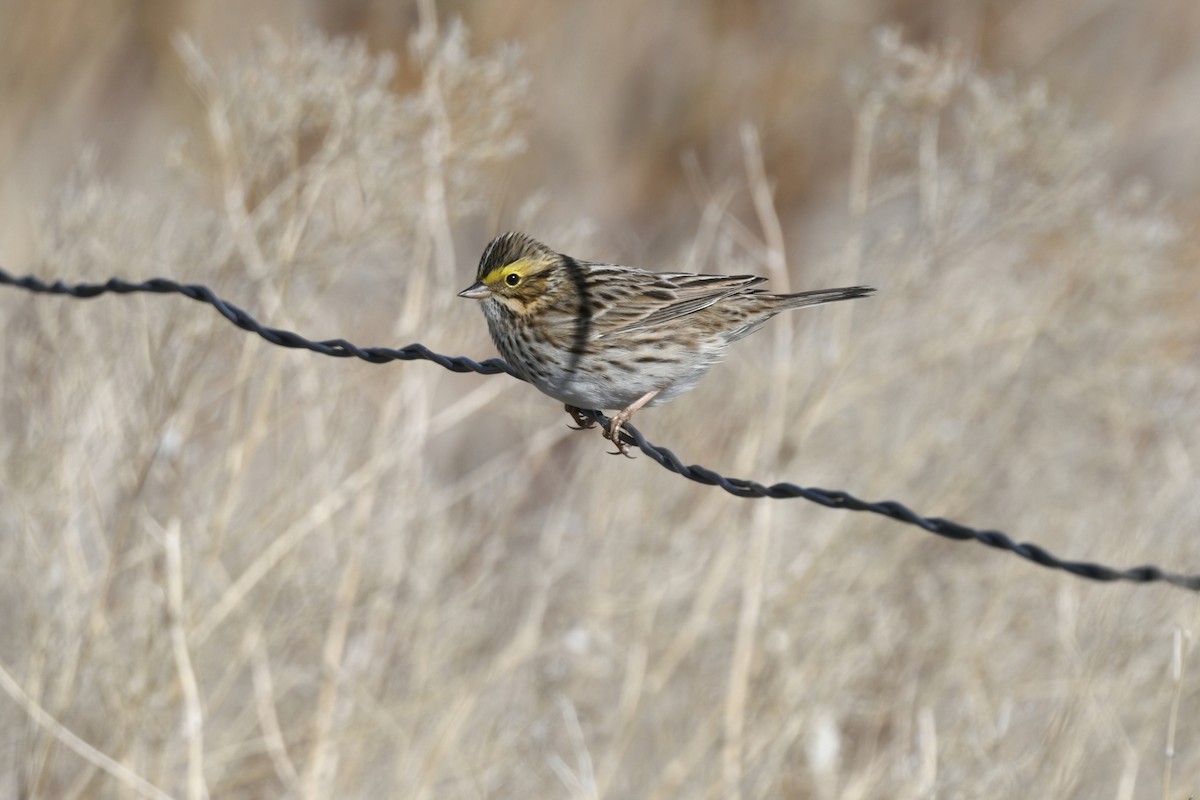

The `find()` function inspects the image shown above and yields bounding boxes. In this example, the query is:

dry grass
[1,2,1199,798]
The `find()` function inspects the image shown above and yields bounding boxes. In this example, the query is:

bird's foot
[564,405,597,430]
[603,412,636,458]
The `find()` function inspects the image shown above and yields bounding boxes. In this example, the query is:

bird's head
[457,232,562,313]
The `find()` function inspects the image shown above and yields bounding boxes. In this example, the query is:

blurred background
[1,1,1198,797]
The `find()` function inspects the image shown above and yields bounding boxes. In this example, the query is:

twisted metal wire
[3,266,1197,591]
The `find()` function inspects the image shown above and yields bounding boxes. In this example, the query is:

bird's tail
[770,285,875,309]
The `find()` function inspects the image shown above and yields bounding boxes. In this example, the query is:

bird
[458,232,873,455]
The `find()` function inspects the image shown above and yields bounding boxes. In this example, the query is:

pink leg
[603,389,659,457]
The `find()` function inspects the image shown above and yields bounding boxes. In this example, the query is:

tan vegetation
[1,2,1198,797]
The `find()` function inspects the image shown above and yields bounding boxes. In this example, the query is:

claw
[564,404,597,430]
[603,419,636,458]
[596,389,660,458]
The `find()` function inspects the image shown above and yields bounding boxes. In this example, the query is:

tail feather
[770,285,875,309]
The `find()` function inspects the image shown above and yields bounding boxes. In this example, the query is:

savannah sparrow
[459,232,873,455]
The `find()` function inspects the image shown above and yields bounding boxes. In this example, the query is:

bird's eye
[505,273,521,286]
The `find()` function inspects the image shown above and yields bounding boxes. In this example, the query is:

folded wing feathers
[595,273,764,338]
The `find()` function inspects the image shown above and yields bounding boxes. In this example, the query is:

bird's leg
[564,405,597,430]
[604,389,659,457]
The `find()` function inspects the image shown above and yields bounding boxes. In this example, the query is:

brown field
[2,1,1199,797]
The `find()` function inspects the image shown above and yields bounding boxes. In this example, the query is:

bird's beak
[457,281,491,300]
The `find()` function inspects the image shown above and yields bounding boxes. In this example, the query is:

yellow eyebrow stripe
[482,257,533,285]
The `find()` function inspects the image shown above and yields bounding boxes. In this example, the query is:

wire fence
[3,266,1198,591]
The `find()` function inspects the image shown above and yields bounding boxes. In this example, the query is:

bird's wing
[589,269,765,338]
